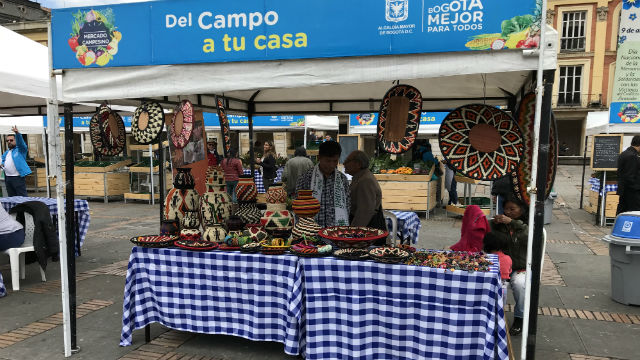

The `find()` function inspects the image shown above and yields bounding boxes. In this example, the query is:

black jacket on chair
[9,201,58,270]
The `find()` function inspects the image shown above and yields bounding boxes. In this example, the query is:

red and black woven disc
[511,93,558,205]
[439,104,524,181]
[89,104,126,156]
[377,84,422,154]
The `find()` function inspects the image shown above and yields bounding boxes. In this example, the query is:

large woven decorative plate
[377,84,422,154]
[511,93,558,205]
[89,104,126,156]
[439,104,524,181]
[174,239,218,251]
[132,102,165,145]
[216,96,231,158]
[130,235,177,248]
[318,226,388,249]
[170,100,193,149]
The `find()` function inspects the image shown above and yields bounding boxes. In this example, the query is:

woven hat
[511,93,558,204]
[439,104,524,181]
[89,104,125,156]
[170,100,193,149]
[377,84,422,154]
[216,96,231,157]
[132,102,165,145]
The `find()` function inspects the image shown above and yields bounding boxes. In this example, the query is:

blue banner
[52,0,541,69]
[203,113,305,128]
[43,115,132,128]
[349,112,448,126]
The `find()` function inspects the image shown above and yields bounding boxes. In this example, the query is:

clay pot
[236,175,258,203]
[160,219,179,236]
[292,189,321,218]
[174,167,195,189]
[266,182,287,204]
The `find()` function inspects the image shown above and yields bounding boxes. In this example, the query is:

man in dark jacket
[617,136,640,214]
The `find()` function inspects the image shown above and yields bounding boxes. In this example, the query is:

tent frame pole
[47,22,72,358]
[63,103,78,352]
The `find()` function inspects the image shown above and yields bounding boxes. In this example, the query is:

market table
[589,177,618,195]
[0,273,6,298]
[294,254,507,360]
[120,247,302,354]
[242,168,284,193]
[0,196,90,256]
[386,211,421,245]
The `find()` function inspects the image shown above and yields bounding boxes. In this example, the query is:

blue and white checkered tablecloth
[120,247,302,354]
[0,196,90,256]
[296,254,507,360]
[589,178,618,195]
[386,211,421,245]
[242,168,284,193]
[0,273,6,298]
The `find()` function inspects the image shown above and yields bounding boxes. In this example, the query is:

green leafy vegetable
[500,15,534,38]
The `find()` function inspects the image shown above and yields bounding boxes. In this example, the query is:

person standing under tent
[344,150,387,240]
[256,140,276,192]
[221,148,243,204]
[282,147,314,198]
[616,135,640,214]
[1,126,31,197]
[491,175,514,215]
[296,141,350,228]
[206,140,221,166]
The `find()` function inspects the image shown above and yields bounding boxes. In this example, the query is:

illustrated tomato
[68,36,79,52]
[516,39,526,48]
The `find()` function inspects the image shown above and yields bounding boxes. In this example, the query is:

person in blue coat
[1,126,31,197]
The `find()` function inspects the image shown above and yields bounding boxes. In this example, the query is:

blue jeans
[226,180,238,203]
[510,271,526,318]
[0,228,25,251]
[5,176,27,197]
[448,177,458,204]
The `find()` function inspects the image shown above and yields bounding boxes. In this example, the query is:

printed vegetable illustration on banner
[69,8,121,66]
[465,0,541,50]
[617,103,640,123]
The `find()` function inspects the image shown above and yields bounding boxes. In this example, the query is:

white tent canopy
[586,111,640,135]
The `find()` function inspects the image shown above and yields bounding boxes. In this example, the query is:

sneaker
[509,317,523,336]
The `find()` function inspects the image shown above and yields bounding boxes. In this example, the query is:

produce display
[406,251,493,272]
[369,154,434,175]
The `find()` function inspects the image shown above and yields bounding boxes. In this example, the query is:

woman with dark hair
[221,148,243,203]
[282,146,314,197]
[256,140,276,191]
[489,196,528,336]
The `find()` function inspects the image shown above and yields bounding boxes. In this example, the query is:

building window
[558,65,583,105]
[561,11,587,51]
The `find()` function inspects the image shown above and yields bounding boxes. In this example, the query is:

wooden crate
[26,167,56,189]
[375,173,437,212]
[128,140,168,152]
[586,190,619,216]
[74,159,132,173]
[66,172,130,197]
[124,192,161,201]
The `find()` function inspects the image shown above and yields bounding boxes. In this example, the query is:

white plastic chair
[383,210,398,245]
[3,213,46,291]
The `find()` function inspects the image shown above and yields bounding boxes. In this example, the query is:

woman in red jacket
[220,148,243,203]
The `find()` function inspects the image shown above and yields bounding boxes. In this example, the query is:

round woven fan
[439,104,524,181]
[377,84,422,154]
[170,100,193,149]
[132,102,165,145]
[89,104,126,156]
[511,93,558,205]
[216,96,231,157]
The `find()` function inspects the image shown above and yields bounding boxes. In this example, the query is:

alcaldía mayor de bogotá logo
[386,0,409,22]
[68,9,121,66]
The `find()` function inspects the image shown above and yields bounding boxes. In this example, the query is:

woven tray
[174,240,218,251]
[368,247,410,264]
[130,235,177,248]
[333,248,370,261]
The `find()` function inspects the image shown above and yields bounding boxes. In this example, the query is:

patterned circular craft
[318,226,388,249]
[292,217,322,240]
[236,175,258,203]
[170,100,193,149]
[174,239,218,251]
[216,96,231,157]
[130,235,177,248]
[132,101,165,145]
[376,84,422,154]
[235,202,262,225]
[266,183,287,204]
[511,93,558,205]
[438,104,524,181]
[291,190,320,217]
[89,104,126,156]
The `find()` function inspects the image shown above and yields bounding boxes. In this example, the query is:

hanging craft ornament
[439,104,524,181]
[511,93,558,205]
[216,96,231,158]
[170,100,193,149]
[89,103,126,156]
[132,101,165,145]
[377,84,422,154]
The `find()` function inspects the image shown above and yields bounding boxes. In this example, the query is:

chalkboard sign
[337,135,361,163]
[591,134,623,171]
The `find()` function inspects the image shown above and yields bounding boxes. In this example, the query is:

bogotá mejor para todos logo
[68,9,121,66]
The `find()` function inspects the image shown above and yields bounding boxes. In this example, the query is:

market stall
[48,1,558,358]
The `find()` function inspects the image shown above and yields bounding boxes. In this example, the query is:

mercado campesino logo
[68,9,121,66]
[617,103,640,123]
